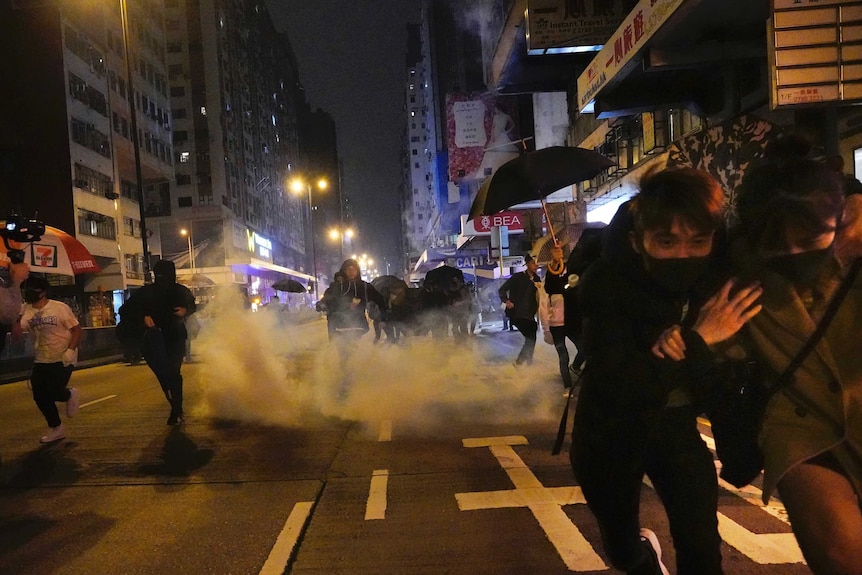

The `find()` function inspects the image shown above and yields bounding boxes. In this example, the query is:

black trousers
[572,406,723,575]
[511,318,537,364]
[31,362,73,428]
[549,326,574,387]
[143,329,186,416]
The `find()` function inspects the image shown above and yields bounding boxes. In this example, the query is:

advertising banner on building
[526,0,632,55]
[533,91,570,149]
[577,0,688,112]
[446,93,521,183]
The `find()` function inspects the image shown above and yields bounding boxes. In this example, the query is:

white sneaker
[639,528,670,575]
[66,388,81,418]
[40,424,67,444]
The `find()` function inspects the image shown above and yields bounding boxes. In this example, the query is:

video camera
[0,214,46,264]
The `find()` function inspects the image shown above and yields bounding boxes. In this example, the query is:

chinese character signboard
[526,0,629,55]
[770,0,862,109]
[577,0,688,113]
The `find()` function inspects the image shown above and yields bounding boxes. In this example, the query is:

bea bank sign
[462,212,525,236]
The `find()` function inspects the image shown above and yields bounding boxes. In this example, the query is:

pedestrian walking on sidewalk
[11,276,82,443]
[498,255,541,365]
[122,260,196,425]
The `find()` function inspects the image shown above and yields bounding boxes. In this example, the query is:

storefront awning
[576,0,768,118]
[228,258,315,282]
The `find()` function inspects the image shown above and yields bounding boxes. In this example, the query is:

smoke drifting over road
[191,288,561,435]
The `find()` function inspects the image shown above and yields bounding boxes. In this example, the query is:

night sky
[265,0,421,274]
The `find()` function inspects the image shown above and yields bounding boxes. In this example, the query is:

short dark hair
[21,276,50,292]
[630,167,725,238]
[736,158,844,250]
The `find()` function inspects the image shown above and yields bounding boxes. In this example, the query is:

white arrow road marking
[259,501,314,575]
[456,436,607,572]
[365,469,389,520]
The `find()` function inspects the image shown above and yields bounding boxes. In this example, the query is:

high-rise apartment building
[154,0,314,305]
[1,0,175,326]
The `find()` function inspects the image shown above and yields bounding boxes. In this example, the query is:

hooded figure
[122,259,196,425]
[323,258,385,336]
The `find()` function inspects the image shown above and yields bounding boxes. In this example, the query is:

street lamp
[289,176,328,299]
[328,227,354,260]
[179,227,194,272]
[119,0,151,282]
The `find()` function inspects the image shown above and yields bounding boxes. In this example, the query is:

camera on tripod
[0,214,46,264]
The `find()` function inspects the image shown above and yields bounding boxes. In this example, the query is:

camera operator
[0,261,29,355]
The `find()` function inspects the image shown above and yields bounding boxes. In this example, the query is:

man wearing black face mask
[569,168,762,575]
[122,260,196,425]
[12,276,83,443]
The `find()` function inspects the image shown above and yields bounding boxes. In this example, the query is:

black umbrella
[423,265,464,294]
[371,275,408,299]
[468,146,615,242]
[272,278,307,293]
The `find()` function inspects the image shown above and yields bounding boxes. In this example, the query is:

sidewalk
[0,354,124,386]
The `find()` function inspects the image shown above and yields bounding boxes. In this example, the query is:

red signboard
[472,212,525,233]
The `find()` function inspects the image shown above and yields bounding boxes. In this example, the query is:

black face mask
[762,246,833,284]
[642,255,710,293]
[23,289,43,303]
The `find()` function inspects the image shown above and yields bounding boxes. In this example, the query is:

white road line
[457,437,606,572]
[378,419,392,442]
[259,501,314,575]
[365,469,389,520]
[699,432,791,524]
[80,395,117,408]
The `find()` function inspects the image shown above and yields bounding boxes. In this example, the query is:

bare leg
[777,456,862,575]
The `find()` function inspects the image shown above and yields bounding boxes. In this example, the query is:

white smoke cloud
[189,286,566,436]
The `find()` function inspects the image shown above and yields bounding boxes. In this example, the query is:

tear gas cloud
[190,287,562,435]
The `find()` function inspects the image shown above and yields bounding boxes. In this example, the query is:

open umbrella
[468,146,615,242]
[0,225,100,276]
[371,275,408,300]
[272,278,307,293]
[178,274,216,288]
[423,265,465,294]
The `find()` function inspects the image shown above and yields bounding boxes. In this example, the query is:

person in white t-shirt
[12,276,82,443]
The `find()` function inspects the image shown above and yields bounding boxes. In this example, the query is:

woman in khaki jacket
[730,155,861,575]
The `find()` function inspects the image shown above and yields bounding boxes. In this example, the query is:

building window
[77,208,116,240]
[170,86,185,97]
[178,196,193,207]
[176,174,191,185]
[74,163,113,197]
[179,151,190,163]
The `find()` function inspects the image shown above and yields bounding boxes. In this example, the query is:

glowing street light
[328,227,354,259]
[289,176,328,298]
[179,227,194,271]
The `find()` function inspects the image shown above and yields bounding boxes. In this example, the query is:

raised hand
[692,279,763,346]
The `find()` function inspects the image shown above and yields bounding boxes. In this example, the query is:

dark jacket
[498,270,541,320]
[121,263,196,342]
[322,262,386,333]
[571,202,720,472]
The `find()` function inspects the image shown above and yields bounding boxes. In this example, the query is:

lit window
[200,106,207,116]
[179,151,190,163]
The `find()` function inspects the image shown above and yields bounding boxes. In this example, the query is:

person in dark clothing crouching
[570,167,762,575]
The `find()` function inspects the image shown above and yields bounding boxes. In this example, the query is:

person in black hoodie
[498,255,542,365]
[570,167,762,575]
[123,260,196,425]
[322,258,385,347]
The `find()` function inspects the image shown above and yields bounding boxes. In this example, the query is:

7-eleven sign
[31,244,58,268]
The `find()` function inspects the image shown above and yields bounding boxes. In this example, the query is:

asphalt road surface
[0,312,811,574]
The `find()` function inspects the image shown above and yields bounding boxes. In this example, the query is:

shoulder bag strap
[772,258,862,393]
